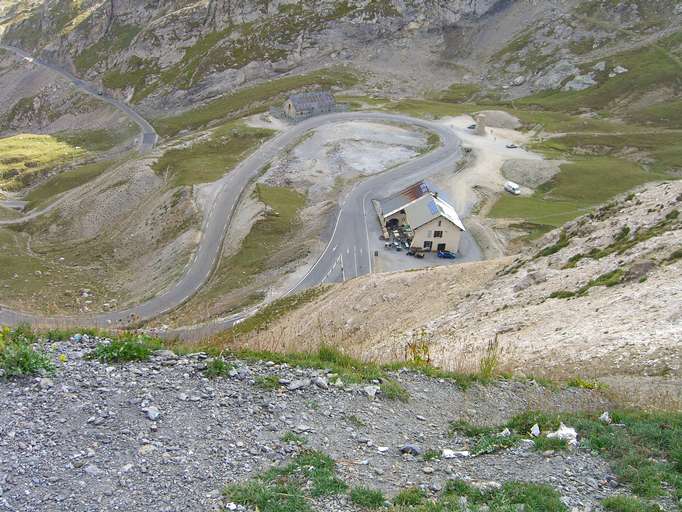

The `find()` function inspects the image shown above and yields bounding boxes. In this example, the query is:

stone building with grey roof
[283,91,336,120]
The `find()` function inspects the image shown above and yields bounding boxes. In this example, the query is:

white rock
[613,65,628,75]
[547,422,578,446]
[442,449,470,459]
[497,427,511,438]
[363,385,380,399]
[145,406,161,421]
[530,423,541,437]
[599,411,612,424]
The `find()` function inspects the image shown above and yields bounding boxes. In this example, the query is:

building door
[437,243,446,252]
[423,241,433,251]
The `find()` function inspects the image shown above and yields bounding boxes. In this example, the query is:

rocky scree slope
[3,0,680,115]
[236,180,682,407]
[0,333,622,512]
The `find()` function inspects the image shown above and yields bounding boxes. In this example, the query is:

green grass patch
[412,479,568,512]
[87,333,162,363]
[0,326,54,378]
[435,83,481,103]
[153,68,358,137]
[533,436,569,452]
[393,487,426,506]
[629,99,682,129]
[25,159,117,208]
[350,487,386,508]
[204,358,233,378]
[550,268,626,299]
[152,121,274,186]
[255,375,281,390]
[0,133,86,191]
[602,495,663,512]
[379,379,410,402]
[281,431,306,445]
[54,125,138,152]
[490,157,666,227]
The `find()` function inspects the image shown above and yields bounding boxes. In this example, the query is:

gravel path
[0,336,631,512]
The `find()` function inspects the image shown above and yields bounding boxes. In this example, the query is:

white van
[504,181,521,195]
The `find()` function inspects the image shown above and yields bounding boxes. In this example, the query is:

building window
[434,230,443,238]
[423,241,433,250]
[438,220,442,227]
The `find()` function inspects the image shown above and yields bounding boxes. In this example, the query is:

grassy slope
[153,68,358,137]
[25,159,118,209]
[152,121,274,187]
[0,134,85,191]
[489,157,668,226]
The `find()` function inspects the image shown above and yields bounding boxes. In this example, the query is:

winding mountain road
[0,47,470,334]
[0,44,158,152]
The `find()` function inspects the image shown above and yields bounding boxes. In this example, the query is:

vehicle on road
[415,252,425,259]
[437,250,456,259]
[504,181,521,195]
[505,143,518,149]
[467,124,476,130]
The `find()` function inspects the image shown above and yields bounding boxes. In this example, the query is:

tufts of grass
[350,487,386,509]
[263,450,348,497]
[438,479,567,512]
[422,449,441,462]
[204,358,233,378]
[550,268,626,299]
[393,487,426,506]
[602,495,663,512]
[87,333,162,363]
[533,436,569,452]
[0,326,54,378]
[536,231,571,258]
[281,431,306,445]
[566,377,606,390]
[379,379,410,402]
[255,375,281,390]
[226,480,308,512]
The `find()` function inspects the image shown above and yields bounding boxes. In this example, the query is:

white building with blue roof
[377,180,465,253]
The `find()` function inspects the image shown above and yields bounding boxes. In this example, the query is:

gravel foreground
[0,336,634,512]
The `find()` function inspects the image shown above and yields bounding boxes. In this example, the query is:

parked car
[505,143,518,149]
[437,250,456,259]
[406,249,416,256]
[415,252,425,259]
[467,124,477,130]
[504,181,521,195]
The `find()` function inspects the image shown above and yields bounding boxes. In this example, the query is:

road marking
[362,190,373,273]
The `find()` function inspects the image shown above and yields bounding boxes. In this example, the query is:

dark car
[505,143,518,149]
[437,250,456,259]
[415,252,425,259]
[467,124,477,130]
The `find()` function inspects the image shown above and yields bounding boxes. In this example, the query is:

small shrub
[567,377,606,390]
[393,487,425,506]
[205,358,233,378]
[602,495,663,512]
[0,327,54,378]
[379,379,409,402]
[449,420,496,438]
[350,487,385,508]
[87,333,162,363]
[472,432,522,456]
